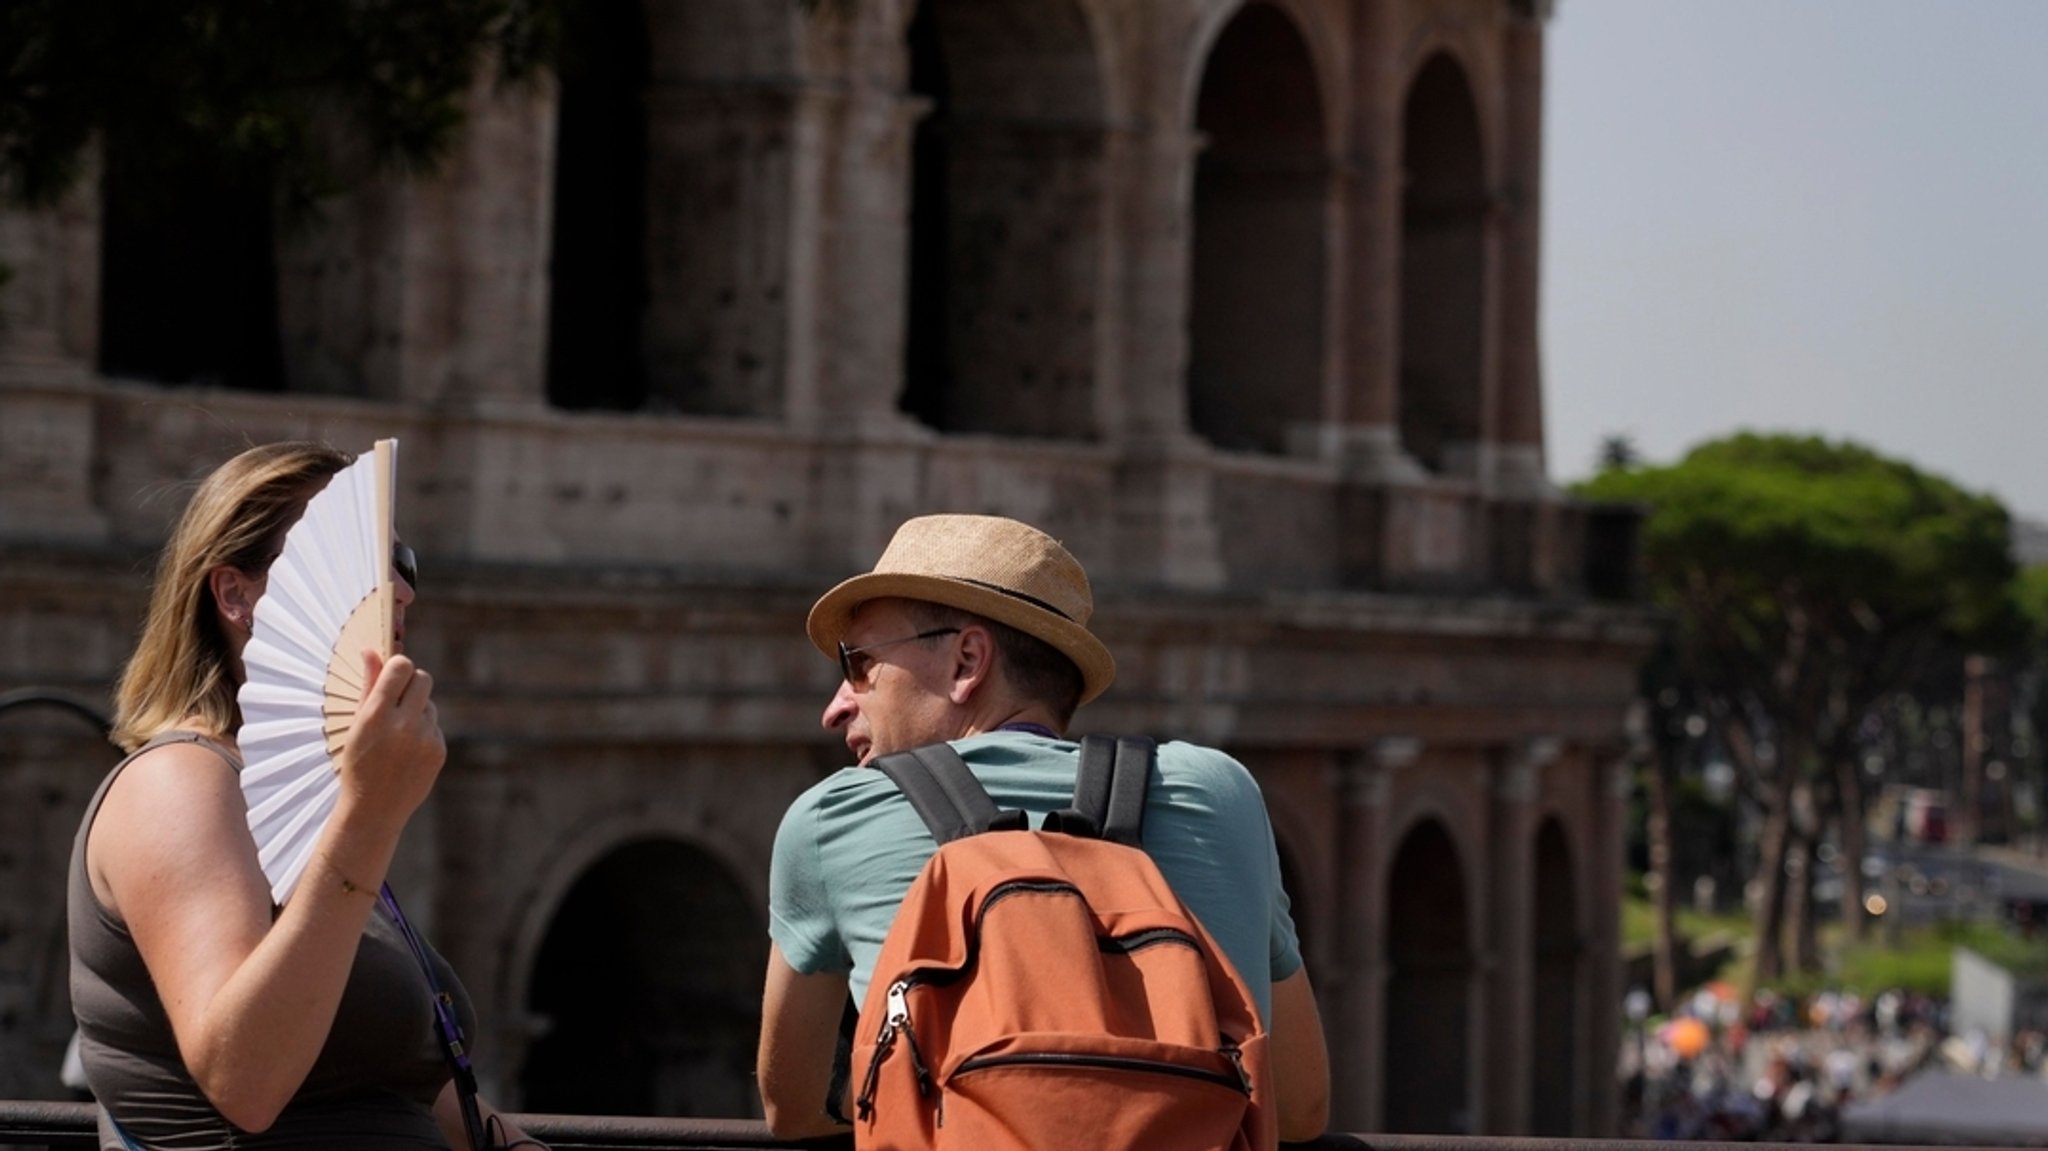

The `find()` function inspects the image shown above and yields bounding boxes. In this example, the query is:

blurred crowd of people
[1621,985,1946,1142]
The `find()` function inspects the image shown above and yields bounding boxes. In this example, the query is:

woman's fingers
[336,652,445,822]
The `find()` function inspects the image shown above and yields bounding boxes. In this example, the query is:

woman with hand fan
[66,441,540,1150]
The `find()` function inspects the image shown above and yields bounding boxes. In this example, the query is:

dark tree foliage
[1595,432,1641,475]
[1,0,561,210]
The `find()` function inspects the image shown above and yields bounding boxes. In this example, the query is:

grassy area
[1624,882,2048,1002]
[1733,919,2047,1001]
[1620,889,1752,953]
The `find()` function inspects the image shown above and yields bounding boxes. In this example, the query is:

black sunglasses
[837,628,960,687]
[392,541,418,591]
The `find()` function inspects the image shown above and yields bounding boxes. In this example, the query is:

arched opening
[520,839,763,1117]
[899,2,952,430]
[546,0,652,411]
[1397,54,1486,475]
[1187,3,1327,455]
[98,133,285,391]
[899,0,1106,439]
[1530,818,1581,1135]
[0,697,117,1100]
[1384,818,1473,1133]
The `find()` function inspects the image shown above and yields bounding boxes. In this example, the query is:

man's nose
[821,679,858,730]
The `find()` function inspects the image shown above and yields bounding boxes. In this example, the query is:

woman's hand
[332,650,446,836]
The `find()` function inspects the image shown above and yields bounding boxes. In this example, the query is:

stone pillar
[1089,124,1134,442]
[642,81,801,417]
[0,181,107,543]
[1484,736,1557,1133]
[1493,11,1551,500]
[1329,736,1416,1131]
[1586,748,1631,1135]
[1324,0,1420,483]
[1116,127,1201,441]
[276,72,557,407]
[438,75,557,408]
[1108,124,1223,589]
[809,86,923,429]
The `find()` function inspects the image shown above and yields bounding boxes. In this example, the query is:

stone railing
[0,1101,1999,1151]
[0,1101,1412,1149]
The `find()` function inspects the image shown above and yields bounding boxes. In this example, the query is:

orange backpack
[850,736,1275,1151]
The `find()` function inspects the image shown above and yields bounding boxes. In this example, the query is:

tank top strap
[128,729,243,772]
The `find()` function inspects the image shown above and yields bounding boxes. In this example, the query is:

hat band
[953,576,1076,623]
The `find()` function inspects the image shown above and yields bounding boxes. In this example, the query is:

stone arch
[549,0,803,415]
[1530,816,1582,1135]
[1182,0,1346,147]
[1383,817,1474,1133]
[899,0,1108,439]
[1397,51,1488,475]
[1185,1,1330,455]
[501,808,768,1028]
[517,835,765,1117]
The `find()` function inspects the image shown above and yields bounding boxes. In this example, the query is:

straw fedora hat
[806,515,1116,706]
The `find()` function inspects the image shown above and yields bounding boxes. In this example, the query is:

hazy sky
[1542,0,2048,523]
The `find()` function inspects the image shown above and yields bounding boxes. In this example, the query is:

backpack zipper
[855,978,935,1121]
[951,1048,1253,1096]
[976,878,1080,921]
[1097,926,1200,955]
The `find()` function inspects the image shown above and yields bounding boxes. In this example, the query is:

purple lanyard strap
[379,884,487,1151]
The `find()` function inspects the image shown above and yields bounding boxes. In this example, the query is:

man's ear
[208,564,260,632]
[947,625,996,705]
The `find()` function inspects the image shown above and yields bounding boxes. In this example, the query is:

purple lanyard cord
[379,884,487,1151]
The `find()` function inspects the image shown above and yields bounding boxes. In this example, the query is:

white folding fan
[237,439,399,905]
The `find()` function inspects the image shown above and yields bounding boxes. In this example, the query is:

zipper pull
[887,980,935,1098]
[1224,1044,1253,1095]
[856,980,914,1121]
[886,980,911,1029]
[856,980,913,1122]
[855,1025,893,1121]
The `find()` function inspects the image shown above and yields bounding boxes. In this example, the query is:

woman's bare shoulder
[90,734,251,908]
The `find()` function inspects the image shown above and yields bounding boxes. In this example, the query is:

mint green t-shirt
[767,731,1303,1023]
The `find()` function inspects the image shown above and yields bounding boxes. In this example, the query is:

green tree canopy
[1581,433,2018,691]
[2,0,559,209]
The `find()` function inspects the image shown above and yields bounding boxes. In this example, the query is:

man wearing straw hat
[756,514,1329,1141]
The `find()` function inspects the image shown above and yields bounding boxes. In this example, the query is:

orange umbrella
[1663,1016,1711,1059]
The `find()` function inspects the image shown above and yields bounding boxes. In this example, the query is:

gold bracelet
[337,872,379,898]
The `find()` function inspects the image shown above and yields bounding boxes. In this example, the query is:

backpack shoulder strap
[1047,734,1155,847]
[871,742,1028,845]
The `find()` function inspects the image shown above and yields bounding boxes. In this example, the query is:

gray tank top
[69,732,474,1149]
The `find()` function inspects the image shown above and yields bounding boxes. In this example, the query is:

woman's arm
[90,653,446,1132]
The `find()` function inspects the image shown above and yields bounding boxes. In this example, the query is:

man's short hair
[901,600,1085,726]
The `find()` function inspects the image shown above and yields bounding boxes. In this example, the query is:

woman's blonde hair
[111,442,353,752]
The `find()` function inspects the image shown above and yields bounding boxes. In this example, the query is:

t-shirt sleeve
[767,781,853,976]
